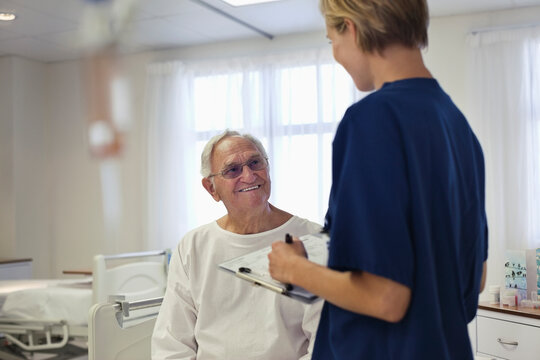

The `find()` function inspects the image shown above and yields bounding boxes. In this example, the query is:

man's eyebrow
[222,154,261,167]
[222,161,239,169]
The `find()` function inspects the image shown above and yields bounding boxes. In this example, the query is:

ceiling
[1,0,540,63]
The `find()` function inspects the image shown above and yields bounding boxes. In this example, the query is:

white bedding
[0,279,93,325]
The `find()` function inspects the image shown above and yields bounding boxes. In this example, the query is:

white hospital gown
[151,216,323,360]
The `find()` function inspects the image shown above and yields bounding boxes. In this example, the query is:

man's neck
[218,204,292,234]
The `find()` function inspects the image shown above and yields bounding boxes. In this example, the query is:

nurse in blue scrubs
[268,0,488,359]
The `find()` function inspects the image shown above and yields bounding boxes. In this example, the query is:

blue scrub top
[313,78,488,360]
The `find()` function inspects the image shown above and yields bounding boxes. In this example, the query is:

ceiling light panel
[221,0,282,6]
[0,12,16,21]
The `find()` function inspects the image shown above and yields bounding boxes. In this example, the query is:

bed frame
[0,249,170,360]
[88,296,163,360]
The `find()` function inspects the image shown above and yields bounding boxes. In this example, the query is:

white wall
[0,57,15,258]
[425,6,540,129]
[1,5,539,278]
[45,59,151,276]
[0,57,51,276]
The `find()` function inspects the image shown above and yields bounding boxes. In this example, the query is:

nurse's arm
[268,242,411,323]
[480,261,487,293]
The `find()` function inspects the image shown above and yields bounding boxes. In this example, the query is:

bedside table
[475,301,540,359]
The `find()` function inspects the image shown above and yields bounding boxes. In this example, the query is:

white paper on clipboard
[218,232,329,303]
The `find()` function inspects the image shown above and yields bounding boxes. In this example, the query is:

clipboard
[218,232,329,304]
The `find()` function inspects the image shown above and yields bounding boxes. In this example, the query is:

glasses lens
[248,157,266,171]
[220,157,267,179]
[222,165,241,179]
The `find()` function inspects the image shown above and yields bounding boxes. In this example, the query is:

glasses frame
[208,156,269,180]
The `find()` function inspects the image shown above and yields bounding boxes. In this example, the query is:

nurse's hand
[268,236,307,284]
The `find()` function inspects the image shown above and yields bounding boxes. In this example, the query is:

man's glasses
[208,156,268,179]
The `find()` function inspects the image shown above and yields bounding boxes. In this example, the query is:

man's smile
[238,185,261,192]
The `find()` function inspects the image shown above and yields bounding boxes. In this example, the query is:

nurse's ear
[202,177,221,202]
[343,18,358,43]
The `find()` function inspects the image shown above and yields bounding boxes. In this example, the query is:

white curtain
[468,26,540,289]
[145,62,197,251]
[145,49,362,250]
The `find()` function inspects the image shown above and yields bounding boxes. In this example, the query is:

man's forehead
[213,137,260,164]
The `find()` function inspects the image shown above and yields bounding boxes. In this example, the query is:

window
[188,56,363,227]
[146,50,365,249]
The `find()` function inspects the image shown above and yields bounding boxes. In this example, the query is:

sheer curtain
[145,49,362,250]
[145,62,197,251]
[468,26,540,289]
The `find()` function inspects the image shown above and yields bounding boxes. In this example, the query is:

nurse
[268,0,488,359]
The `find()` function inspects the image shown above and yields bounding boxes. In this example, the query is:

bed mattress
[0,279,92,325]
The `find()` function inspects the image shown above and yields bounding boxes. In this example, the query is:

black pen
[285,233,293,244]
[284,233,294,291]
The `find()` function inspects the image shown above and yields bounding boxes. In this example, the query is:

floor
[0,341,88,360]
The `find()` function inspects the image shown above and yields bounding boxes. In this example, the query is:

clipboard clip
[236,267,287,295]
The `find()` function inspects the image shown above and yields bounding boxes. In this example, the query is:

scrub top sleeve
[328,105,414,288]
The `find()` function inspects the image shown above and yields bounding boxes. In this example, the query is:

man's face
[203,137,271,213]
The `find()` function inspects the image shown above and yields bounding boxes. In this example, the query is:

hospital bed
[0,249,170,360]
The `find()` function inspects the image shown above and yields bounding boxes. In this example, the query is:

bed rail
[103,249,169,261]
[109,296,163,328]
[113,296,163,317]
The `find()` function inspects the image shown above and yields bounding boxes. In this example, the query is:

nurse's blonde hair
[319,0,429,54]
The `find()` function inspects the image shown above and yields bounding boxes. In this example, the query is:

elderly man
[152,130,322,360]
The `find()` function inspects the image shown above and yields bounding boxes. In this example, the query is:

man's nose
[239,164,257,180]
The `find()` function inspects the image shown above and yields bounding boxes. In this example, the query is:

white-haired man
[152,130,322,359]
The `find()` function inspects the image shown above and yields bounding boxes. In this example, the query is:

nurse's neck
[369,44,433,90]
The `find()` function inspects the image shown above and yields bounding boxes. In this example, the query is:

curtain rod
[190,0,274,40]
[470,21,540,35]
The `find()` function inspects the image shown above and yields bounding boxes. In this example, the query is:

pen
[284,234,294,291]
[285,233,293,244]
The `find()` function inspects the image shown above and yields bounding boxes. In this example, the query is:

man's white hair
[200,129,269,178]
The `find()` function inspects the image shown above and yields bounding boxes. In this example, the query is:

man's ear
[202,177,221,202]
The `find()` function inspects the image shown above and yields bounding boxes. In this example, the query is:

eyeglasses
[208,156,268,179]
